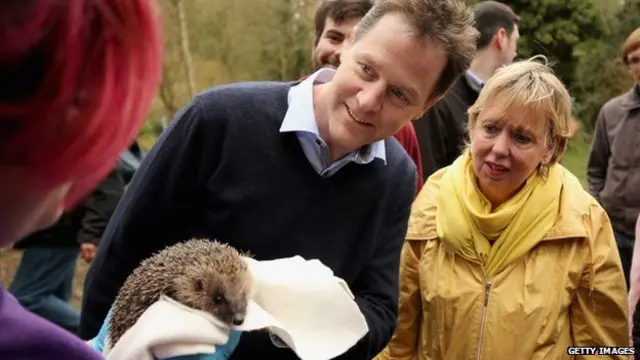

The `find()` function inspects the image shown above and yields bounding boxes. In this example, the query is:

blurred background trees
[138,0,316,148]
[139,0,640,151]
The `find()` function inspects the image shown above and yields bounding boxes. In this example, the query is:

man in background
[311,0,424,195]
[588,27,640,288]
[414,0,520,179]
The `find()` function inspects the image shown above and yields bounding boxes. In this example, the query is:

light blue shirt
[279,68,386,177]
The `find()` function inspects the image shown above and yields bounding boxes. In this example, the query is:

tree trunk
[174,0,196,99]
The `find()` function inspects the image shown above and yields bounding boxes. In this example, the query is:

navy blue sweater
[79,81,416,359]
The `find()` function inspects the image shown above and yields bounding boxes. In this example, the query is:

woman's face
[470,96,554,206]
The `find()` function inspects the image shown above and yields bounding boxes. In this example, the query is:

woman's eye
[514,132,532,144]
[360,63,371,73]
[483,124,499,134]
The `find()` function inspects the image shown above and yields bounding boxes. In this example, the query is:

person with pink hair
[0,1,163,358]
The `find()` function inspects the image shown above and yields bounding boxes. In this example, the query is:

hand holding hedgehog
[90,237,369,360]
[95,238,254,359]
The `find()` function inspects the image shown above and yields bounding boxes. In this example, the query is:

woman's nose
[491,132,511,156]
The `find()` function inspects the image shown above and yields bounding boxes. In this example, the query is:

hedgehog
[108,238,255,347]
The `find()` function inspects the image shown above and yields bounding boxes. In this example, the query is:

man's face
[320,13,447,153]
[626,47,640,83]
[313,16,362,69]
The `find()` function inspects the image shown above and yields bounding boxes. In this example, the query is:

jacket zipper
[476,272,492,360]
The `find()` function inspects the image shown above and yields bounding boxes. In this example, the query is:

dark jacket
[587,85,640,236]
[414,75,479,180]
[14,168,126,249]
[118,142,145,184]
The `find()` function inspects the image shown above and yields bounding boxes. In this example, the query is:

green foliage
[616,0,640,39]
[137,0,639,146]
[572,40,633,130]
[464,0,633,134]
[571,0,639,131]
[505,0,609,87]
[138,0,316,143]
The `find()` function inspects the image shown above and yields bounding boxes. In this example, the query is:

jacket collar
[622,84,640,111]
[407,165,591,242]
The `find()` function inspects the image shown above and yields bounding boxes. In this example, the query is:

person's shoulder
[0,289,103,359]
[186,80,296,132]
[195,80,295,110]
[384,136,416,176]
[405,166,448,241]
[599,88,633,117]
[558,165,601,211]
[556,165,613,238]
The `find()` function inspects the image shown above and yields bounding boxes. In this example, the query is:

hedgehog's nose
[232,314,245,326]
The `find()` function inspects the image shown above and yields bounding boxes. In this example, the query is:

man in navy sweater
[78,0,478,358]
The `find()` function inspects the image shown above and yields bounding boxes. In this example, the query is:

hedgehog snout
[232,313,245,326]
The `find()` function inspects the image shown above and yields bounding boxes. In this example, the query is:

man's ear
[495,28,507,51]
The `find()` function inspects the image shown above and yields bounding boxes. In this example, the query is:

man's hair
[355,0,479,102]
[473,1,520,50]
[0,1,163,208]
[622,27,640,65]
[467,56,573,166]
[314,0,374,46]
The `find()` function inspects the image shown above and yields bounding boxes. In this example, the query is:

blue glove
[157,330,241,360]
[89,305,242,360]
[88,308,112,354]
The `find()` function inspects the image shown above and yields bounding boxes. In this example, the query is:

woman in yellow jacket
[377,57,630,360]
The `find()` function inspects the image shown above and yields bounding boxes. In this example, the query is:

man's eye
[360,63,371,73]
[390,88,408,102]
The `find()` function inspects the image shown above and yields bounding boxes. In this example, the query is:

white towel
[105,255,369,360]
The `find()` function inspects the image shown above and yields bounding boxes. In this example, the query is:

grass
[560,136,590,187]
[0,137,592,312]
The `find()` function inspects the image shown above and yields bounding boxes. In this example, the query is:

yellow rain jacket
[376,162,629,360]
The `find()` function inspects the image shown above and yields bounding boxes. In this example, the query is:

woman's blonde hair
[467,55,573,168]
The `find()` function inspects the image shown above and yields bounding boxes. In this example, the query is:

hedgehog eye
[213,294,224,304]
[194,279,204,291]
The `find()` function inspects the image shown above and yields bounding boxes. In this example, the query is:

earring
[538,162,549,177]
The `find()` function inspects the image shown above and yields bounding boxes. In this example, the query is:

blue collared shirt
[279,68,386,177]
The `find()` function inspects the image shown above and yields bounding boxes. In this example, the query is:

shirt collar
[280,68,386,164]
[465,70,484,93]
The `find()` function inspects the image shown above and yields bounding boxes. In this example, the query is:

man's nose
[357,83,384,113]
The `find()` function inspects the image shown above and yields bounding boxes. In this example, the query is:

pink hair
[0,0,163,208]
